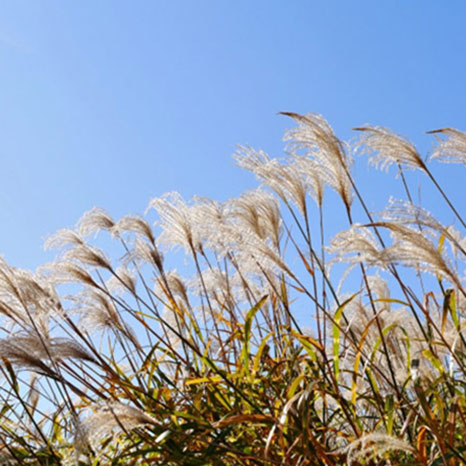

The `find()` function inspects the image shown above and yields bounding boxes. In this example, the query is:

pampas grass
[0,113,464,465]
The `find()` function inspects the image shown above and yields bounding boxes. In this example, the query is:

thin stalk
[422,163,466,230]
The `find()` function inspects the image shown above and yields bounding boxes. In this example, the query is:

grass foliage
[0,113,465,464]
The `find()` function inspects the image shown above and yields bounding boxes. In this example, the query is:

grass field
[0,113,465,465]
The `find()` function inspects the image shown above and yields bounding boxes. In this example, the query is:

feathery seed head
[40,260,99,288]
[428,127,466,165]
[44,228,85,250]
[161,271,189,304]
[354,125,425,171]
[105,266,137,296]
[291,157,325,207]
[282,112,353,208]
[234,146,309,214]
[0,335,93,371]
[78,402,158,452]
[282,112,349,167]
[147,192,204,253]
[339,432,414,465]
[62,244,112,270]
[114,214,155,244]
[77,207,115,238]
[0,338,54,375]
[228,189,282,249]
[74,289,122,333]
[327,224,390,268]
[379,198,466,257]
[372,222,462,287]
[124,237,164,270]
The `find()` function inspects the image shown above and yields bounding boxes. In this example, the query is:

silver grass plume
[49,338,96,362]
[233,146,308,215]
[327,224,391,268]
[105,266,137,296]
[290,156,326,207]
[0,259,57,310]
[0,337,55,375]
[227,189,282,251]
[381,197,448,232]
[46,224,113,270]
[189,267,234,310]
[354,125,425,171]
[233,227,291,277]
[428,127,466,165]
[282,112,353,209]
[188,196,232,255]
[157,270,189,305]
[147,192,205,253]
[380,198,466,257]
[340,297,431,387]
[0,260,60,335]
[213,192,290,275]
[329,221,462,289]
[75,289,121,332]
[74,288,141,349]
[77,207,115,238]
[191,267,264,311]
[44,228,85,250]
[367,274,390,302]
[113,214,156,244]
[371,222,462,288]
[40,260,100,288]
[76,402,159,453]
[123,237,163,270]
[61,244,112,270]
[338,432,414,465]
[0,335,95,366]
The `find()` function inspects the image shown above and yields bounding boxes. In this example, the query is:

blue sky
[1,1,465,269]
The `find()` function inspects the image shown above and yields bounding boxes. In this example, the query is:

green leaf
[241,295,268,376]
[333,294,358,379]
[423,349,444,374]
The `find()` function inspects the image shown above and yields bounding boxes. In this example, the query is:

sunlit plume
[354,125,425,171]
[428,127,466,165]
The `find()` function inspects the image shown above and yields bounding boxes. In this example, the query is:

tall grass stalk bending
[0,113,465,465]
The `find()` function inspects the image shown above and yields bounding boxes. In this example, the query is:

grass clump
[0,113,465,465]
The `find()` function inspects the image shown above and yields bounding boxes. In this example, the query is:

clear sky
[1,1,465,269]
